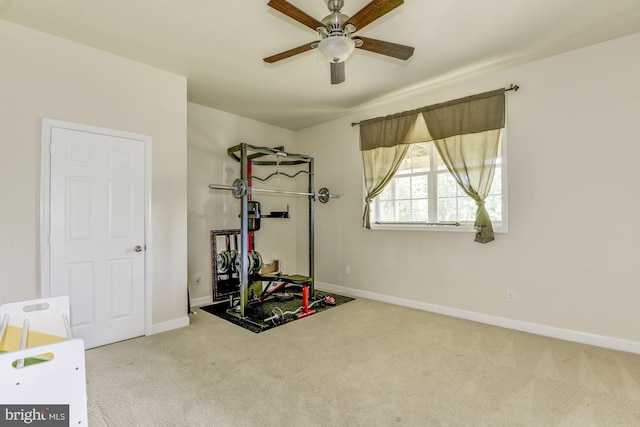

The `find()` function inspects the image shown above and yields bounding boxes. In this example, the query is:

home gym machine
[208,143,338,326]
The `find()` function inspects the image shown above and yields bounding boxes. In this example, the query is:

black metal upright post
[240,143,249,318]
[309,157,315,296]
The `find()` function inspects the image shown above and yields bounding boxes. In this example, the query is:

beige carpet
[85,297,640,426]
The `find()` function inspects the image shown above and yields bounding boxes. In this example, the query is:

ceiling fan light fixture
[265,0,414,83]
[318,35,355,63]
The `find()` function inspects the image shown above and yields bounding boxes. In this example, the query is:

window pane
[412,142,430,155]
[438,172,458,197]
[411,144,430,173]
[397,156,412,174]
[489,166,502,194]
[397,200,411,221]
[378,200,395,222]
[485,195,502,222]
[411,199,428,221]
[373,136,504,227]
[412,175,428,198]
[378,182,394,200]
[437,197,457,221]
[436,152,449,171]
[458,197,476,222]
[395,176,411,199]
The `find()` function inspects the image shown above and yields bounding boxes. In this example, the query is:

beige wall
[0,20,188,328]
[296,32,640,346]
[187,103,299,304]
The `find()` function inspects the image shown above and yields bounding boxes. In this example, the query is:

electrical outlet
[281,260,288,270]
[195,274,202,285]
[506,289,516,303]
[345,266,351,275]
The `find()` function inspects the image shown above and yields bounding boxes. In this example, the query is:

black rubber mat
[199,289,354,333]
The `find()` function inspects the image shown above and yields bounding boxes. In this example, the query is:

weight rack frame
[226,143,316,318]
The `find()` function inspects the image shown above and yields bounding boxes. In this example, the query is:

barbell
[209,179,339,203]
[263,293,335,325]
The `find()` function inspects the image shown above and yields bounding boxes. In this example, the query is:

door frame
[40,118,153,336]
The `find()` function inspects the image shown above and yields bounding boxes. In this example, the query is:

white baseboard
[317,281,640,355]
[149,315,190,335]
[190,295,214,308]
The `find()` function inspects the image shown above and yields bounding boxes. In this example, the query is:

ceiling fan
[263,0,414,84]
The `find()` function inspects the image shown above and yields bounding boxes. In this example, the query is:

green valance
[359,89,505,151]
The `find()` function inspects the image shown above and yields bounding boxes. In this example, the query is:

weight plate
[252,251,263,274]
[318,187,330,203]
[232,179,246,199]
[271,307,284,325]
[217,251,232,274]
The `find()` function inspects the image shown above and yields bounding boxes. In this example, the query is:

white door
[47,124,147,349]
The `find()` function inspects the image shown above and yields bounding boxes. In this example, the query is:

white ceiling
[1,0,639,130]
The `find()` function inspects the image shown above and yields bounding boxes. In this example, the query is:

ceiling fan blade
[330,62,346,85]
[346,0,404,32]
[267,0,325,31]
[263,41,319,63]
[355,36,414,60]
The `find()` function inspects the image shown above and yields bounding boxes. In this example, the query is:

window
[371,136,507,232]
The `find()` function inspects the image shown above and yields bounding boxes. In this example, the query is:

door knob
[134,245,143,252]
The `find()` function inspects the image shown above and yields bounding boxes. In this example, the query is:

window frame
[367,131,509,234]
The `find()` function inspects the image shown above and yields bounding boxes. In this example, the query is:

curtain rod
[350,84,519,127]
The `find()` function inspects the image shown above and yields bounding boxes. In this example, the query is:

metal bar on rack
[208,181,339,203]
[250,170,311,182]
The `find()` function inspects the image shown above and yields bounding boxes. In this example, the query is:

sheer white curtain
[360,113,418,229]
[431,130,501,243]
[422,90,504,242]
